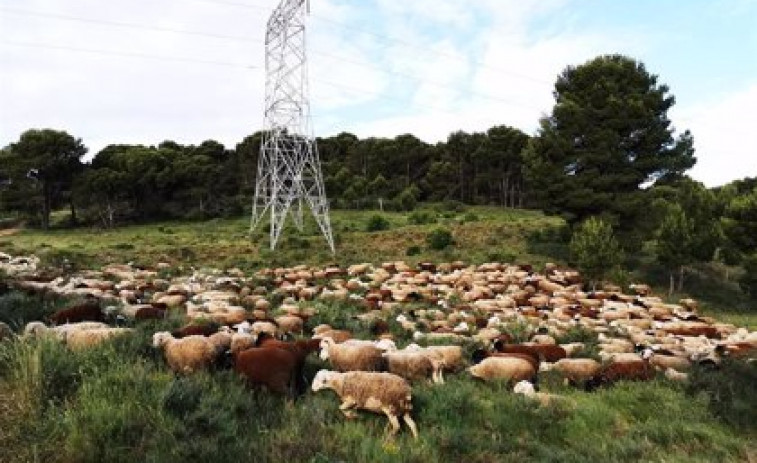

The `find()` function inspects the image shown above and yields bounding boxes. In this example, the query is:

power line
[0,7,542,111]
[193,0,553,85]
[0,7,257,43]
[0,41,257,69]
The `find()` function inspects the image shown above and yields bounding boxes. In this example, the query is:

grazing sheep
[405,344,465,372]
[313,325,353,343]
[382,351,444,384]
[540,358,601,384]
[585,351,656,391]
[647,352,691,372]
[66,327,133,350]
[230,333,257,355]
[134,306,167,321]
[468,356,536,383]
[251,321,279,337]
[152,332,217,374]
[319,337,385,372]
[49,300,104,325]
[311,370,418,439]
[472,349,540,371]
[23,321,110,340]
[493,341,567,362]
[664,367,689,383]
[172,322,221,338]
[230,347,299,395]
[274,315,304,335]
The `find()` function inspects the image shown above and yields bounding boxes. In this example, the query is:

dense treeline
[0,126,529,227]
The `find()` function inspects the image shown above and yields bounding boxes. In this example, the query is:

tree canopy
[524,54,696,229]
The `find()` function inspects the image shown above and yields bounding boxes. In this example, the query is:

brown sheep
[231,347,299,395]
[49,300,104,325]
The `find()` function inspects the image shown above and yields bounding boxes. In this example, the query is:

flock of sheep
[2,252,757,438]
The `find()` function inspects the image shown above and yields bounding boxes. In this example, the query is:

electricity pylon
[250,0,335,253]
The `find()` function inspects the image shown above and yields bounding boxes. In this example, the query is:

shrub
[405,245,422,256]
[569,217,623,290]
[407,210,436,225]
[738,253,757,299]
[395,188,417,212]
[426,228,454,250]
[365,215,390,232]
[462,212,479,223]
[686,359,757,430]
[436,200,466,213]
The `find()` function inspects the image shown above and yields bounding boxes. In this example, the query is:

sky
[1,0,756,187]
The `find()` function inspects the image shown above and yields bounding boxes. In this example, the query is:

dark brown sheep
[585,360,656,391]
[49,300,104,325]
[493,341,567,363]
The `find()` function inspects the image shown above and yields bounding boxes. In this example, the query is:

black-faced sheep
[311,369,418,439]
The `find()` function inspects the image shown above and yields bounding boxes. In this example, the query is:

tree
[8,129,86,229]
[569,216,624,290]
[524,55,696,231]
[721,186,757,262]
[656,204,694,295]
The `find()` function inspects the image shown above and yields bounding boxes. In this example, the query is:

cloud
[675,83,757,187]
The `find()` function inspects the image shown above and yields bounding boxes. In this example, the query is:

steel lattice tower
[250,0,335,253]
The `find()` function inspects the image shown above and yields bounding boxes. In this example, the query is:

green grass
[0,331,753,463]
[0,206,565,271]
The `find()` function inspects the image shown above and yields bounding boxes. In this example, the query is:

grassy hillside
[1,206,756,462]
[0,206,565,271]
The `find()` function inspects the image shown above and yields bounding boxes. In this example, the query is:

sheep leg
[384,410,401,437]
[403,413,419,439]
[339,398,358,419]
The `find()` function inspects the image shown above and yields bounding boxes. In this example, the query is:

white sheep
[152,332,218,374]
[319,337,385,372]
[382,351,444,384]
[468,356,535,383]
[311,369,418,439]
[404,343,464,372]
[66,327,133,350]
[540,358,601,384]
[23,321,110,341]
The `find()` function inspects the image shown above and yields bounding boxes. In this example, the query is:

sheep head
[311,369,338,392]
[23,321,48,338]
[318,337,335,360]
[152,331,173,348]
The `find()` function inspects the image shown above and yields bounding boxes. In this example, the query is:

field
[1,206,756,462]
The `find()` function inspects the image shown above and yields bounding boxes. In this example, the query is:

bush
[395,188,417,212]
[738,253,757,299]
[405,245,421,256]
[426,228,454,250]
[461,212,479,223]
[407,211,436,225]
[436,200,466,213]
[686,359,757,430]
[365,215,390,232]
